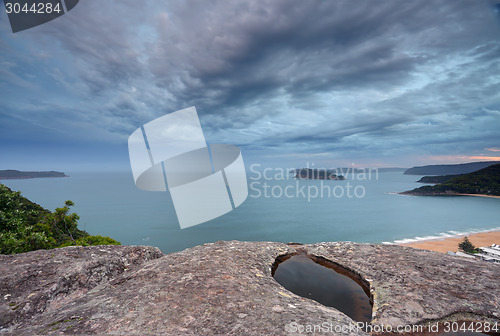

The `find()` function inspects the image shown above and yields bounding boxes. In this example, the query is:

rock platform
[1,241,498,335]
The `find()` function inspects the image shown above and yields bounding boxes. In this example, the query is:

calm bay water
[2,171,500,254]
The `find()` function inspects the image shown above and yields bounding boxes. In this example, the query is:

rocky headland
[1,241,499,335]
[0,170,68,180]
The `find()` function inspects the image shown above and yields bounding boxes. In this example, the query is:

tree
[40,200,86,245]
[458,236,477,253]
[1,183,120,254]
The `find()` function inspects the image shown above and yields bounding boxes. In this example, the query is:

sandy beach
[459,193,500,199]
[400,230,500,253]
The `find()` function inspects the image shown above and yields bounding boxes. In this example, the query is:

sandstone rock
[0,241,498,335]
[0,245,163,334]
[305,242,500,328]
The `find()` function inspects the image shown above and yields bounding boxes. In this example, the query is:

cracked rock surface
[0,241,498,335]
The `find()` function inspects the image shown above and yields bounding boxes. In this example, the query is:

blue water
[2,171,499,254]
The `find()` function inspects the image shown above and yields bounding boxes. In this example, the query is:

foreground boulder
[0,241,499,335]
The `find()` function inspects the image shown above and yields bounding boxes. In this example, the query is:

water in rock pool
[272,254,372,323]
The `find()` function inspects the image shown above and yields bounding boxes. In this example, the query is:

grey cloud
[148,0,497,110]
[1,0,499,167]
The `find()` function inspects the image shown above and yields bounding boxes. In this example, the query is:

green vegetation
[458,237,478,254]
[404,164,500,196]
[417,174,462,184]
[0,183,120,254]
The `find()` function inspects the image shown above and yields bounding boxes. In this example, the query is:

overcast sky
[1,0,500,171]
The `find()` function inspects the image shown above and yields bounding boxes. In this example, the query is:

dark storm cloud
[148,1,496,110]
[1,0,500,169]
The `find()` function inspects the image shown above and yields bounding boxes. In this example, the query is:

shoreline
[398,192,500,199]
[399,230,500,253]
[458,193,500,199]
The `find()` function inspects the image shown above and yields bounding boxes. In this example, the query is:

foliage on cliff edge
[0,183,120,254]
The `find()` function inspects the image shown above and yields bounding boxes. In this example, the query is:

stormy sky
[1,0,500,171]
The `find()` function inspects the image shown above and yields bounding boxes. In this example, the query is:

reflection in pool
[272,254,372,323]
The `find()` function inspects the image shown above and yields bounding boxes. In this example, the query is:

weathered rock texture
[0,241,499,335]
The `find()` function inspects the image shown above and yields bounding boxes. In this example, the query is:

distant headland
[0,170,68,180]
[402,163,500,197]
[403,161,498,175]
